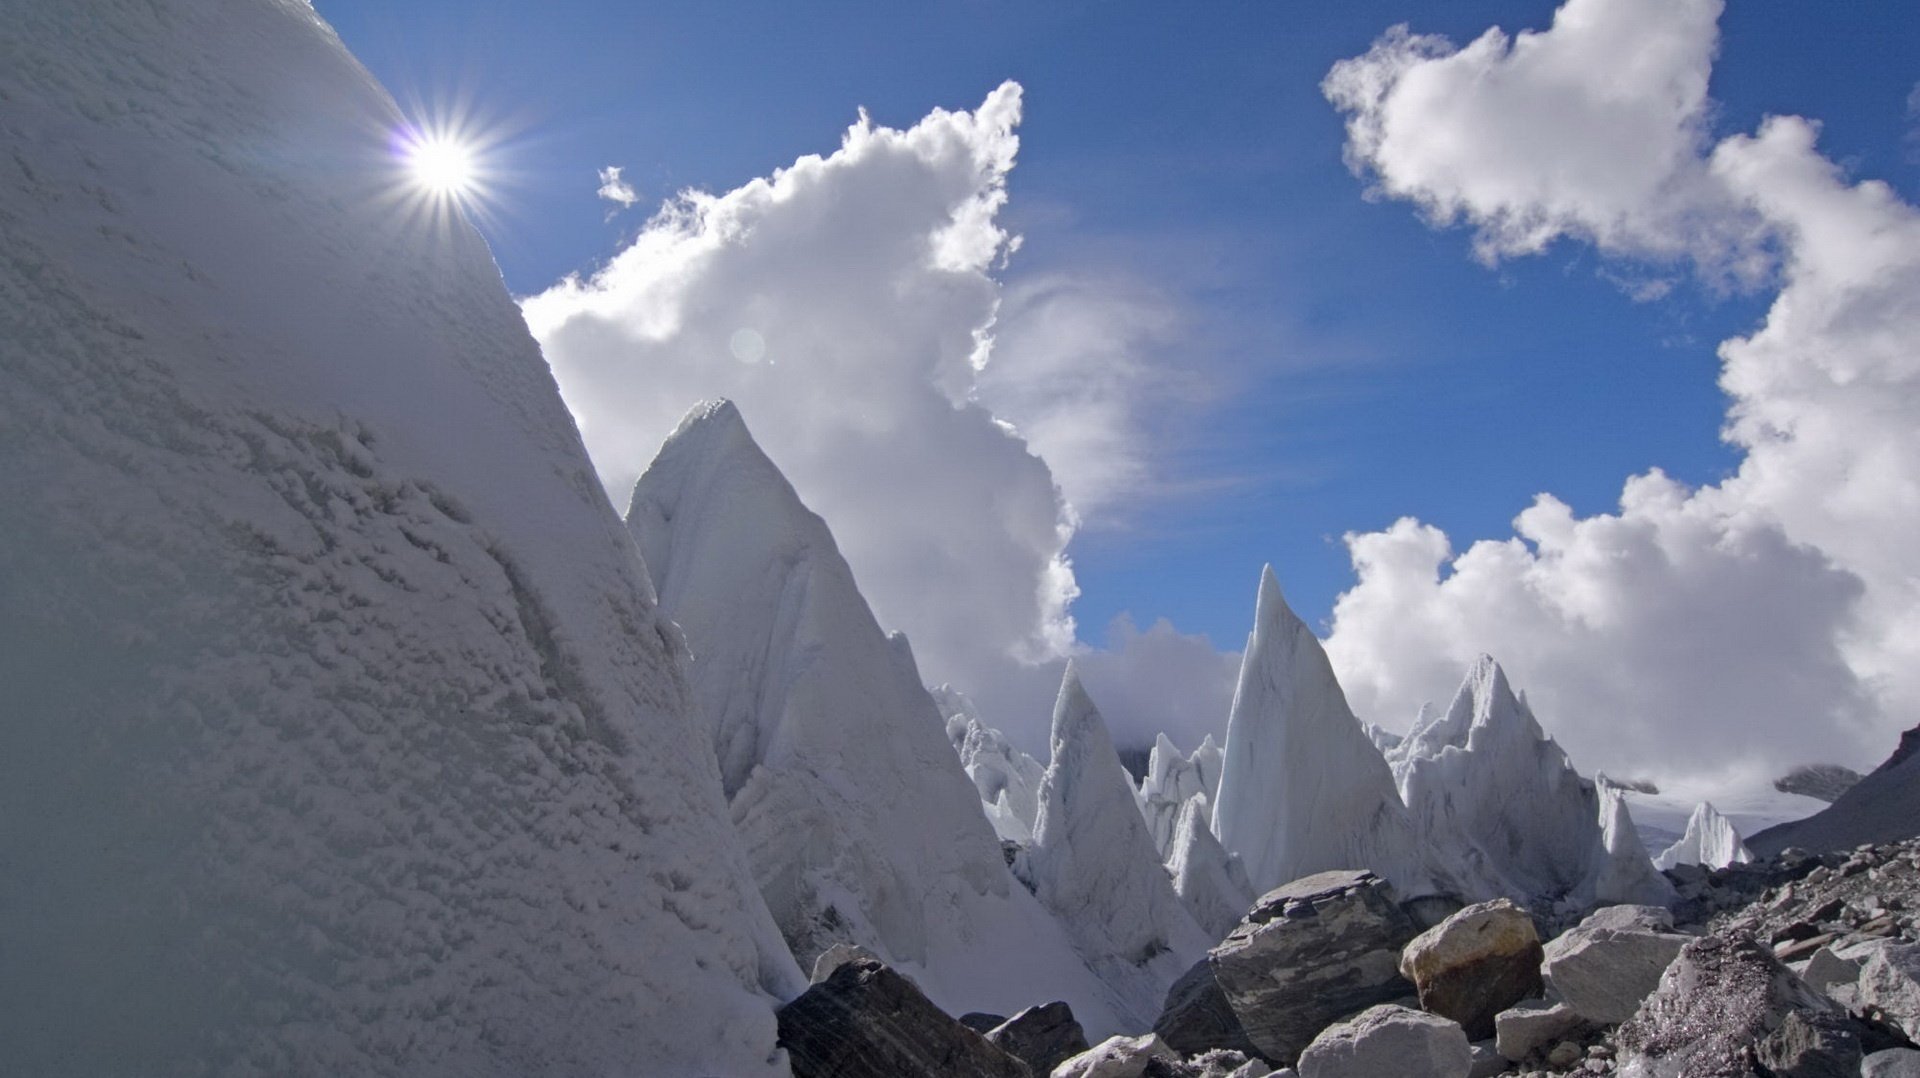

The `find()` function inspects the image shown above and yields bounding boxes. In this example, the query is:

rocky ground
[771,841,1920,1077]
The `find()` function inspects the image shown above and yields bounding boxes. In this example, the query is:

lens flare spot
[729,328,767,364]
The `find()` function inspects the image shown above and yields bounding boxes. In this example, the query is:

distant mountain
[1774,763,1864,804]
[1749,725,1920,856]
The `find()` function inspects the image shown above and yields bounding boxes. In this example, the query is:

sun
[406,133,477,197]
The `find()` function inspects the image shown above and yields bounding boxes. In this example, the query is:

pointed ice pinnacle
[1592,779,1677,907]
[1026,664,1213,1025]
[1139,733,1226,859]
[630,401,1129,1032]
[1211,566,1440,896]
[1167,792,1256,940]
[1653,802,1755,871]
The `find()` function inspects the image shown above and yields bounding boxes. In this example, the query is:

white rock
[1212,567,1439,896]
[1050,1033,1180,1078]
[1541,905,1689,1025]
[1297,1004,1472,1078]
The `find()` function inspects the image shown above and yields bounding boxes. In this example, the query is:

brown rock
[1398,898,1545,1040]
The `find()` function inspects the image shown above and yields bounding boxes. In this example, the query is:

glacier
[0,1,802,1073]
[1022,666,1215,1026]
[627,400,1133,1034]
[1652,802,1755,871]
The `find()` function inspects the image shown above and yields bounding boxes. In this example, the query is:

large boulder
[1154,958,1265,1059]
[987,1002,1090,1077]
[1398,898,1544,1039]
[1541,904,1690,1025]
[1614,932,1856,1078]
[775,959,1033,1078]
[1053,1033,1179,1078]
[1210,870,1419,1064]
[1295,1005,1471,1078]
[1865,1049,1920,1078]
[1493,1000,1587,1063]
[1859,942,1920,1041]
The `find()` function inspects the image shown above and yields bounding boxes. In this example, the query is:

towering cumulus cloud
[1322,0,1919,789]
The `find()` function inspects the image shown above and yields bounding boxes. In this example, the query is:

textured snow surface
[1653,802,1755,871]
[0,2,802,1075]
[1211,567,1439,897]
[628,402,1130,1034]
[1139,733,1226,859]
[1392,656,1624,907]
[1025,667,1214,1027]
[1166,793,1256,940]
[942,685,1047,845]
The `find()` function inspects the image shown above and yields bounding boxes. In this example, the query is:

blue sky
[316,0,1920,780]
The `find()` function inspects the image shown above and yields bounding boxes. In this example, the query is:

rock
[1210,870,1419,1063]
[1613,932,1849,1078]
[1541,905,1690,1025]
[1053,1033,1179,1078]
[1754,1009,1864,1078]
[987,1002,1090,1077]
[1545,1040,1582,1068]
[1859,941,1920,1040]
[1164,1050,1274,1078]
[1295,1005,1471,1078]
[1399,898,1545,1039]
[1802,945,1865,998]
[1494,1000,1586,1062]
[1865,1049,1920,1077]
[1466,1040,1507,1078]
[1154,957,1265,1060]
[775,959,1033,1078]
[963,1012,1012,1034]
[809,942,883,983]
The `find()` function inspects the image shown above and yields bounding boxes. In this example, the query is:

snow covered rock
[1211,869,1421,1064]
[1614,932,1856,1078]
[1653,801,1756,871]
[630,401,1128,1032]
[0,2,800,1073]
[1777,764,1865,804]
[1541,906,1690,1026]
[1211,568,1437,897]
[1751,724,1920,857]
[1295,1005,1471,1078]
[1024,666,1213,1027]
[1053,1034,1181,1078]
[1140,733,1226,858]
[1392,656,1629,908]
[1169,793,1258,940]
[1397,898,1544,1040]
[986,1001,1091,1077]
[775,958,1033,1078]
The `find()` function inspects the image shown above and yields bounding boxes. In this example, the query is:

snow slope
[627,401,1131,1034]
[1392,656,1633,907]
[1024,666,1214,1027]
[1748,725,1920,856]
[0,2,801,1074]
[1211,567,1440,897]
[1653,803,1755,871]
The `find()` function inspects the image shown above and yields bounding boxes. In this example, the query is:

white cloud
[1322,0,1920,788]
[596,165,639,208]
[526,83,1189,740]
[1073,614,1243,752]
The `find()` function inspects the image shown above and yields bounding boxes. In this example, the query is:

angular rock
[1859,941,1920,1041]
[988,1001,1090,1077]
[1614,932,1850,1078]
[1494,1000,1586,1062]
[1541,904,1690,1025]
[1054,1033,1179,1078]
[1296,1005,1471,1078]
[1755,1009,1864,1078]
[1465,1041,1506,1078]
[1802,945,1864,998]
[1154,957,1264,1059]
[776,959,1033,1078]
[1178,1049,1274,1077]
[1398,898,1545,1039]
[811,942,883,983]
[1210,870,1420,1064]
[1865,1049,1920,1078]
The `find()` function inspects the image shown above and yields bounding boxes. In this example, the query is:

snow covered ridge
[1,2,800,1073]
